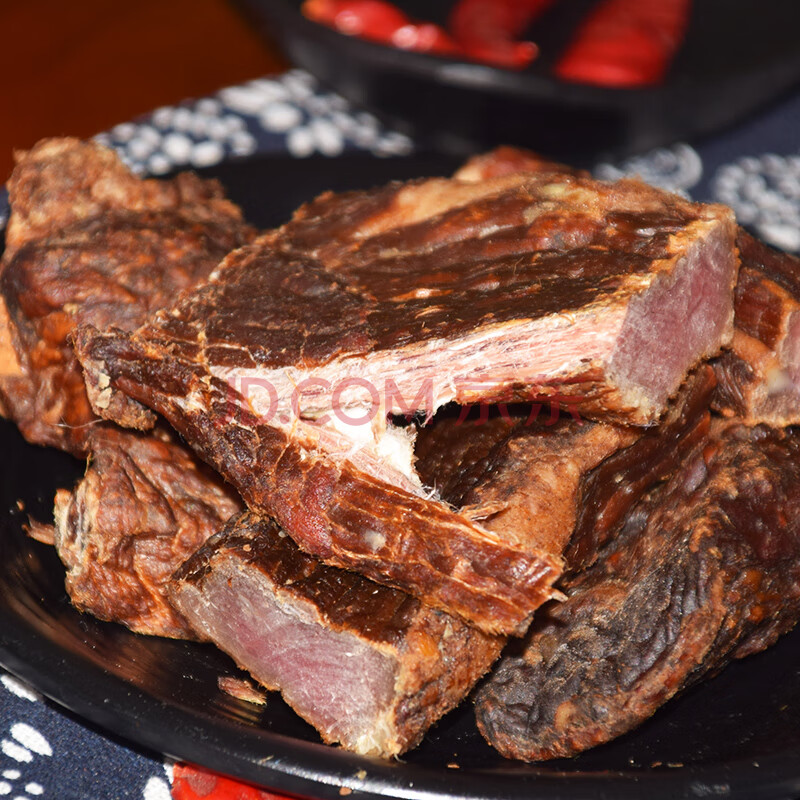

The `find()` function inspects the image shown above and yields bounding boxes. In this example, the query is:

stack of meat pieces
[0,138,249,638]
[3,139,800,761]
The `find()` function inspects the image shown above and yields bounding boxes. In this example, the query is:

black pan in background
[3,154,800,800]
[239,0,800,162]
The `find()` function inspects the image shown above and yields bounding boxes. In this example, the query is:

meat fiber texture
[466,150,800,429]
[713,230,800,426]
[475,421,800,761]
[0,138,253,636]
[415,409,638,559]
[0,137,253,454]
[52,426,242,639]
[171,511,504,758]
[74,167,738,635]
[414,365,715,579]
[565,364,717,571]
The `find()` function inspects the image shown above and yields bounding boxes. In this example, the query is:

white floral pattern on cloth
[712,153,800,252]
[594,142,703,198]
[0,674,171,799]
[95,69,413,176]
[141,762,173,800]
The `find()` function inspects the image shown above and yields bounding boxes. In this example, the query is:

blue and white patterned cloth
[2,67,800,799]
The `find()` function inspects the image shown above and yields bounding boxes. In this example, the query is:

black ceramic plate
[3,154,800,800]
[242,0,800,161]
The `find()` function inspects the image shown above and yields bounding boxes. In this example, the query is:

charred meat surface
[566,364,716,571]
[171,511,503,757]
[53,425,242,639]
[416,410,637,558]
[415,366,715,567]
[713,230,800,425]
[476,422,800,761]
[0,138,253,454]
[75,168,737,633]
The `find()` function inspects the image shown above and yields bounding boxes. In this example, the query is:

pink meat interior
[609,222,737,415]
[175,562,398,748]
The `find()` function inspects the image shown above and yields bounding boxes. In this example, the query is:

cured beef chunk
[713,230,800,425]
[416,365,716,566]
[416,411,637,558]
[52,426,242,639]
[475,422,800,761]
[75,355,562,638]
[170,402,600,756]
[268,165,735,425]
[0,137,252,454]
[566,363,716,570]
[75,168,737,634]
[2,137,245,261]
[0,139,249,636]
[171,511,503,757]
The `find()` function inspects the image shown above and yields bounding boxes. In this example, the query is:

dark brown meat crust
[712,230,800,425]
[566,364,717,570]
[416,366,715,564]
[475,422,800,761]
[245,172,732,425]
[3,137,245,261]
[0,138,252,454]
[172,510,503,756]
[53,425,242,638]
[416,411,637,557]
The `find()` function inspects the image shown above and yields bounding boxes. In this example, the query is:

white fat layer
[351,711,400,757]
[766,366,793,394]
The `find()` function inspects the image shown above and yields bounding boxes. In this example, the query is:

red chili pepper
[392,23,460,55]
[302,0,409,44]
[448,0,555,69]
[554,0,692,87]
[171,763,288,800]
[302,0,457,55]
